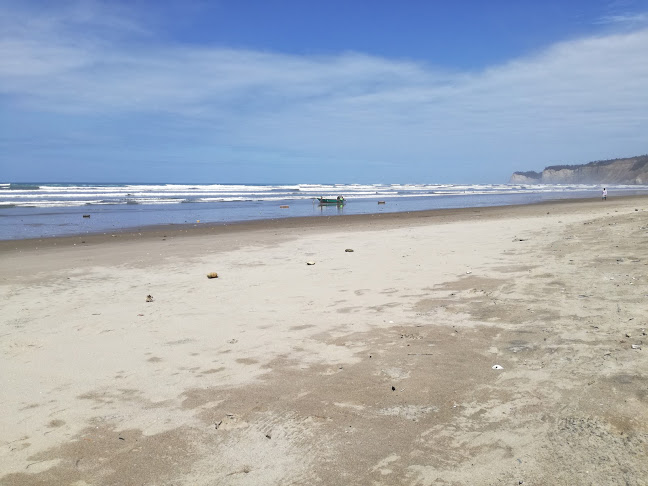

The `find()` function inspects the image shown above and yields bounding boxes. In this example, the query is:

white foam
[2,182,648,209]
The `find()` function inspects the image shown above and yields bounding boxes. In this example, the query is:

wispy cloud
[1,2,647,182]
[596,12,648,25]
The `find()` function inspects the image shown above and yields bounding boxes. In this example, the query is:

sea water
[1,182,647,240]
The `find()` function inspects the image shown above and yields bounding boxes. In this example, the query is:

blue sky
[1,0,647,183]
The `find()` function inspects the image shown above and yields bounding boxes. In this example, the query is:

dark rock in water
[82,214,91,218]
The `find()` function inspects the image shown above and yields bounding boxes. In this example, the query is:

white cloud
[1,2,647,181]
[595,12,648,25]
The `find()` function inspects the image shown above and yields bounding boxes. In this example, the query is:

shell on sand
[207,272,219,279]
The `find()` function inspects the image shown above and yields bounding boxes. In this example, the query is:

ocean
[2,182,647,240]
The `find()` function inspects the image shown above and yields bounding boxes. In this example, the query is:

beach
[1,197,647,485]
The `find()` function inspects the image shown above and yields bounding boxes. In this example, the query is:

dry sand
[1,198,647,486]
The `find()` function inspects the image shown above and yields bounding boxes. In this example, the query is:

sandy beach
[1,197,647,486]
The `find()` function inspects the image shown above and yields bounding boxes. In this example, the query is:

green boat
[317,196,345,205]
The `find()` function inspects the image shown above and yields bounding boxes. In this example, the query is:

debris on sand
[146,295,154,302]
[492,364,504,370]
[345,249,354,252]
[306,261,316,265]
[207,272,219,279]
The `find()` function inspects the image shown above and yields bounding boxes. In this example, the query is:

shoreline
[2,194,647,484]
[2,194,644,252]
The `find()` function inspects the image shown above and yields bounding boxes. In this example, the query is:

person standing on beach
[602,187,607,200]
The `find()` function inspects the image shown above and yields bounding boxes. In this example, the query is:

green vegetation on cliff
[545,155,648,172]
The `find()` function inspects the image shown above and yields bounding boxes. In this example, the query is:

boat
[317,196,345,205]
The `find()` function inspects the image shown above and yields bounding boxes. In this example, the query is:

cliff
[510,155,648,184]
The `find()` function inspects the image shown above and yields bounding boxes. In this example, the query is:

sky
[1,0,648,184]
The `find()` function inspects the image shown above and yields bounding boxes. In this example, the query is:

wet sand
[1,197,647,485]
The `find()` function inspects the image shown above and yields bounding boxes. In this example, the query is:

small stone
[345,248,354,252]
[306,261,316,265]
[631,344,641,350]
[391,386,396,391]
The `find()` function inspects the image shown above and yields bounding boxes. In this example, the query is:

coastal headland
[1,197,647,485]
[509,154,648,184]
